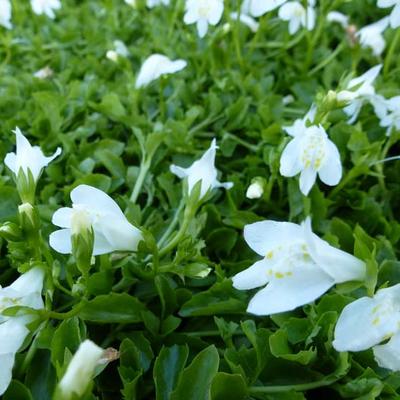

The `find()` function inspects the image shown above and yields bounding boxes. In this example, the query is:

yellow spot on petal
[372,317,380,326]
[275,272,284,279]
[286,272,293,277]
[266,251,274,259]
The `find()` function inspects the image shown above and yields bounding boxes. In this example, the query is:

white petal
[52,207,73,228]
[232,259,270,290]
[49,229,72,254]
[4,153,16,175]
[348,65,382,90]
[247,263,334,315]
[0,319,29,354]
[326,11,349,28]
[170,164,189,179]
[303,219,365,283]
[71,185,124,218]
[390,3,400,28]
[373,332,400,371]
[244,220,302,256]
[299,167,317,196]
[208,1,224,25]
[231,12,259,32]
[0,353,15,396]
[250,0,286,16]
[9,267,44,295]
[197,19,209,38]
[318,140,342,186]
[378,0,397,7]
[280,138,302,177]
[305,6,316,30]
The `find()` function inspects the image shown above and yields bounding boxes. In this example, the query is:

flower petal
[280,138,302,177]
[0,318,29,355]
[247,263,334,315]
[318,140,342,186]
[373,332,400,371]
[49,229,72,254]
[244,220,302,256]
[390,2,400,28]
[0,353,15,396]
[9,267,44,295]
[232,259,270,290]
[299,167,317,195]
[52,207,73,228]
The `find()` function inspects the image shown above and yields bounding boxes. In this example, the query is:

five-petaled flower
[31,0,61,19]
[334,284,400,371]
[49,185,143,255]
[278,0,316,34]
[232,218,365,316]
[135,54,187,89]
[170,139,233,199]
[377,0,400,28]
[0,268,44,395]
[4,127,62,183]
[184,0,224,38]
[279,107,342,196]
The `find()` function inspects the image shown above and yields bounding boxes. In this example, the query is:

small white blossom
[279,106,342,196]
[242,0,287,17]
[34,66,54,79]
[183,0,224,38]
[147,0,170,7]
[50,185,143,255]
[246,179,264,199]
[357,17,389,57]
[327,11,349,28]
[4,127,62,182]
[232,218,365,316]
[0,0,12,29]
[379,96,400,134]
[337,65,382,124]
[0,268,44,395]
[278,0,316,34]
[31,0,61,19]
[58,340,104,400]
[282,94,295,105]
[333,284,400,371]
[106,40,129,62]
[135,54,187,89]
[170,139,233,199]
[377,0,400,28]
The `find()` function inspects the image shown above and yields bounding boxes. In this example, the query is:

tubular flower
[170,139,233,199]
[279,107,342,196]
[334,284,400,371]
[4,127,62,182]
[232,218,365,316]
[183,0,224,38]
[135,54,187,88]
[0,268,44,395]
[31,0,61,18]
[49,185,143,255]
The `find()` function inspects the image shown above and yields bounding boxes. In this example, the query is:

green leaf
[153,345,189,400]
[210,373,247,400]
[79,293,145,323]
[4,381,33,400]
[170,345,219,400]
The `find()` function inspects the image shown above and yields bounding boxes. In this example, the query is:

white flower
[183,0,224,38]
[170,139,233,199]
[4,127,62,182]
[280,107,342,196]
[326,11,349,28]
[356,17,389,57]
[147,0,170,7]
[0,0,12,29]
[333,284,400,371]
[242,0,287,17]
[31,0,61,19]
[337,65,382,124]
[58,340,104,400]
[377,0,400,28]
[50,185,143,256]
[34,66,54,79]
[379,96,400,134]
[0,268,44,395]
[232,218,365,316]
[135,54,187,89]
[278,1,316,34]
[246,181,264,199]
[230,11,259,32]
[282,94,295,105]
[106,40,129,62]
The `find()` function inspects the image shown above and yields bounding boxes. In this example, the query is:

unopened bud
[246,178,265,199]
[18,203,39,234]
[0,222,22,241]
[106,50,118,62]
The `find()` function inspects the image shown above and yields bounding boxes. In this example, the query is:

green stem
[157,199,185,249]
[158,202,198,258]
[231,7,244,70]
[41,301,86,320]
[384,28,400,78]
[130,160,150,203]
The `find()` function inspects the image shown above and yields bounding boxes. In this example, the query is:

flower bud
[106,50,118,62]
[0,222,22,241]
[57,340,104,400]
[18,203,40,235]
[246,178,265,199]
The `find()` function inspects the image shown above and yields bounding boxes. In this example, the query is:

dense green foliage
[1,0,400,399]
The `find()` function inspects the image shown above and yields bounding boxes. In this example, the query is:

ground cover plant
[1,0,400,399]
